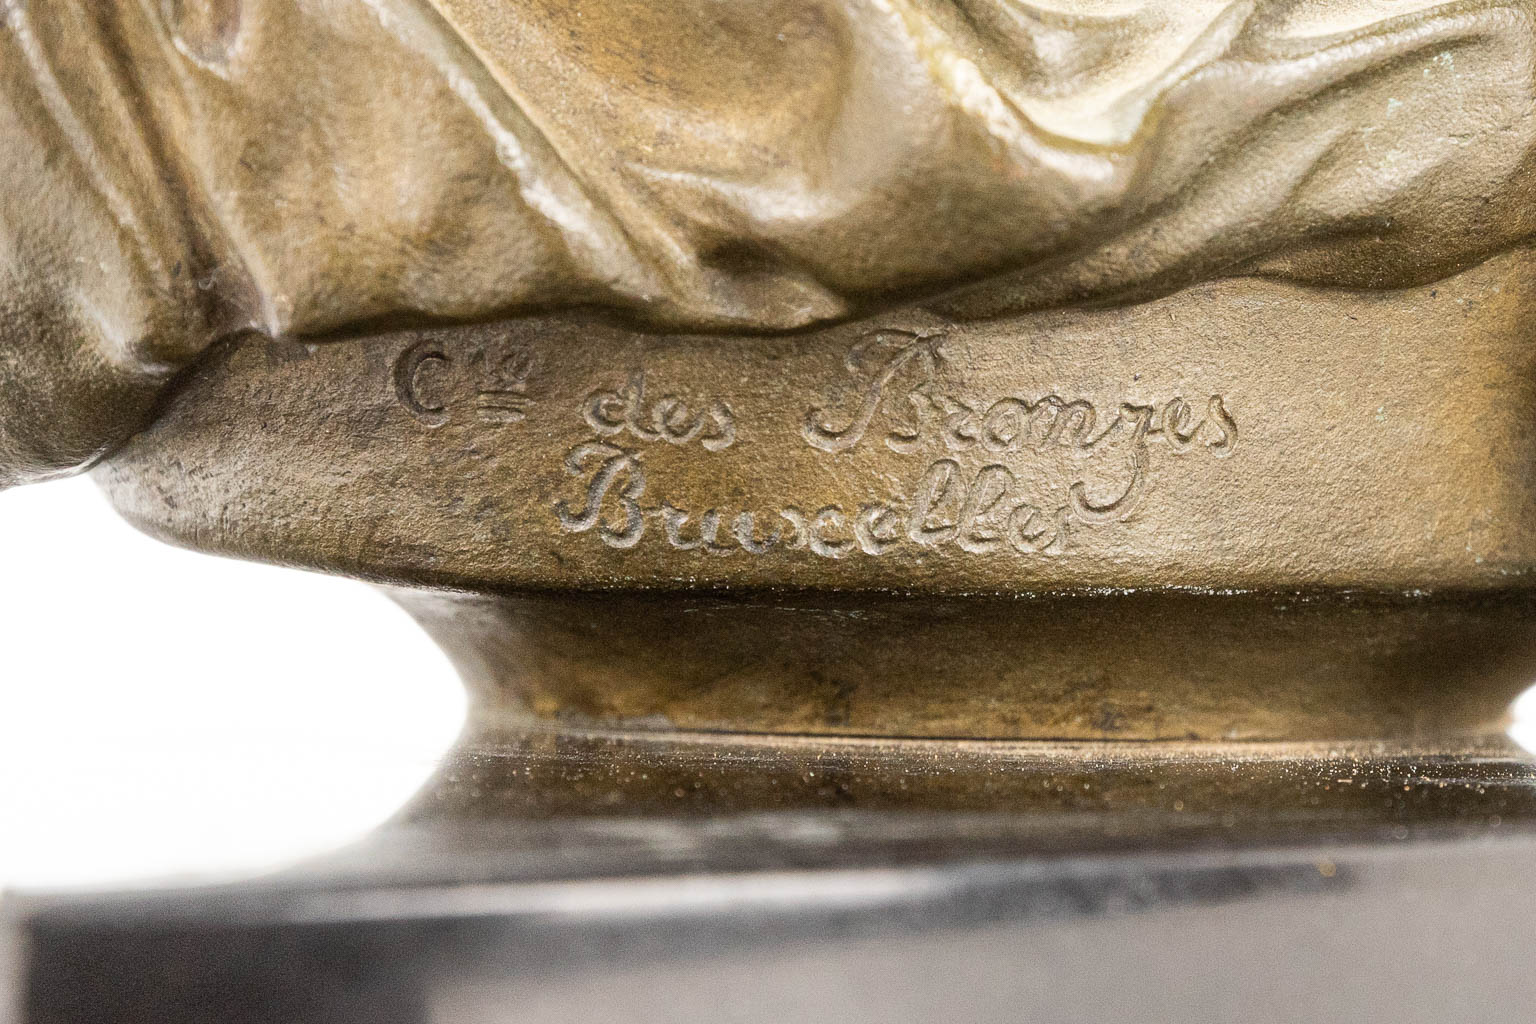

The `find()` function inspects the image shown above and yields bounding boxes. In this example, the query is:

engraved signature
[554,445,1119,557]
[804,329,1236,460]
[553,442,774,553]
[555,328,1239,558]
[802,328,1237,527]
[802,329,946,453]
[394,336,534,427]
[582,371,735,451]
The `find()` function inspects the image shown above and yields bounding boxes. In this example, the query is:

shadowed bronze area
[395,589,1536,742]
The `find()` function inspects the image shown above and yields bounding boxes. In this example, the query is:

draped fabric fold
[3,0,1535,485]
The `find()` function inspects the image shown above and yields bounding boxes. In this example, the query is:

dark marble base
[9,730,1536,1023]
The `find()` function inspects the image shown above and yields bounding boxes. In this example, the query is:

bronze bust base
[10,728,1536,1023]
[14,257,1536,1021]
[10,2,1536,1018]
[92,248,1536,748]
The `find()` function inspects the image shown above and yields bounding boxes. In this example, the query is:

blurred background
[4,475,1536,892]
[0,476,466,891]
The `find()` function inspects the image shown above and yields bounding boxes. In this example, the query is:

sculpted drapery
[3,0,1535,486]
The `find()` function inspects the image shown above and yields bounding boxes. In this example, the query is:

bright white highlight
[0,476,466,891]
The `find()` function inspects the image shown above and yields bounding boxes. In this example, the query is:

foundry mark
[394,336,535,427]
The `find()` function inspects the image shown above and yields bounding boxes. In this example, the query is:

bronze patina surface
[11,4,1536,1020]
[6,0,1536,489]
[97,250,1536,595]
[96,248,1536,739]
[7,3,1536,758]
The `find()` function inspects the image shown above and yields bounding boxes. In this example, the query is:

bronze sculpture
[8,2,1536,1020]
[9,0,1536,741]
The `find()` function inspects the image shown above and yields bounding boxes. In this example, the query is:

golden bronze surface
[9,2,1536,746]
[13,12,1536,1017]
[96,248,1536,740]
[100,250,1536,594]
[6,0,1536,484]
